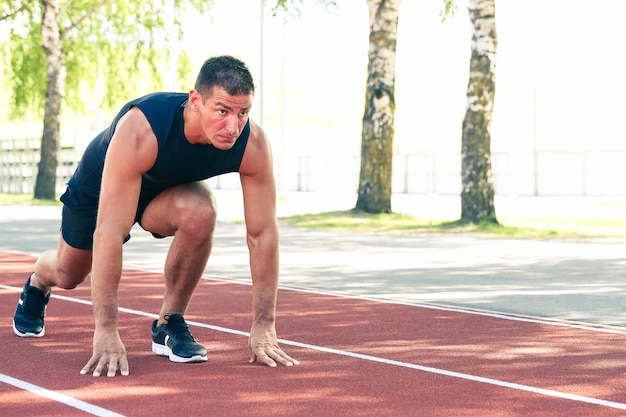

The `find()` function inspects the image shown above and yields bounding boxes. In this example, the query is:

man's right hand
[80,327,129,377]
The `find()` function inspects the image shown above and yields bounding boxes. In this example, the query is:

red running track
[1,250,626,417]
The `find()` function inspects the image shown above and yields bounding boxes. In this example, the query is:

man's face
[194,86,253,150]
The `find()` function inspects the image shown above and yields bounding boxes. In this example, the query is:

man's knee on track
[176,198,217,241]
[55,270,88,290]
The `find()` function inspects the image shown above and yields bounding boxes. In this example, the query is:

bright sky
[181,0,626,158]
[2,0,623,162]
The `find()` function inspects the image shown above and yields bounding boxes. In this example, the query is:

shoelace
[23,289,47,318]
[164,318,197,342]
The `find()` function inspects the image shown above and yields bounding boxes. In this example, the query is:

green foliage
[177,51,195,89]
[270,0,337,17]
[440,0,458,22]
[0,0,213,119]
[7,25,45,118]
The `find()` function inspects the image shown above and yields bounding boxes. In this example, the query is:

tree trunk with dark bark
[34,0,66,200]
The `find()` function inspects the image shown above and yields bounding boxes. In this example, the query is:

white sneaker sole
[151,341,207,363]
[13,321,45,338]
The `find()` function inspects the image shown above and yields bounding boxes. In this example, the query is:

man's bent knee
[54,271,88,290]
[174,197,217,242]
[37,238,92,289]
[141,182,217,239]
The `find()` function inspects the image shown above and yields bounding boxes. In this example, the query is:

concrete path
[1,191,625,328]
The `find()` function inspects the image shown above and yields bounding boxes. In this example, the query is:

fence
[1,138,625,197]
[273,150,626,197]
[0,138,79,195]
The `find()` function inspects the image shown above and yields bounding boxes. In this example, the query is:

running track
[1,250,626,416]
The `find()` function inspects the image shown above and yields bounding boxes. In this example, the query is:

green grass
[4,192,625,240]
[0,193,60,206]
[279,209,626,241]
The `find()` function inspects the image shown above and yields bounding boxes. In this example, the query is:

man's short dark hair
[194,55,255,99]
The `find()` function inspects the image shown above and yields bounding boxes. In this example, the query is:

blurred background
[1,0,625,199]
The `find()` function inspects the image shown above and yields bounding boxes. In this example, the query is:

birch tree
[355,0,401,214]
[1,0,210,200]
[460,0,498,223]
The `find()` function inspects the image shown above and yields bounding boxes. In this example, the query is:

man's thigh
[138,182,216,238]
[60,203,97,251]
[54,233,93,280]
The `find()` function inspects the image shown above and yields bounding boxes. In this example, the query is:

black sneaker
[151,314,207,363]
[13,274,51,338]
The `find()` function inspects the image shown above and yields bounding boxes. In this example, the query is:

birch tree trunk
[461,0,497,223]
[34,0,66,200]
[355,0,401,214]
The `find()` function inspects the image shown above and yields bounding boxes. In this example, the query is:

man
[13,55,299,377]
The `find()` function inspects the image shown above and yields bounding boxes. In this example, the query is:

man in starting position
[13,55,299,376]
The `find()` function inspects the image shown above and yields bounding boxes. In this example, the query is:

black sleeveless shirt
[62,92,250,208]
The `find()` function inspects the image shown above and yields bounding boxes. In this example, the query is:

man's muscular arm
[239,121,299,368]
[80,108,158,377]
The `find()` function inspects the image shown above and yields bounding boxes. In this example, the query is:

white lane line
[190,274,626,336]
[69,297,626,412]
[275,339,626,411]
[175,317,626,411]
[4,249,626,336]
[0,373,126,417]
[274,284,626,336]
[5,275,625,337]
[2,280,626,412]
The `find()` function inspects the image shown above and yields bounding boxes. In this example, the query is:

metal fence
[274,150,626,197]
[1,138,625,197]
[0,138,79,195]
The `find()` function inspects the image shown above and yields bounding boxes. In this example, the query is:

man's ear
[188,89,201,110]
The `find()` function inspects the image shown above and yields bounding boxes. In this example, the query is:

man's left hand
[248,322,300,367]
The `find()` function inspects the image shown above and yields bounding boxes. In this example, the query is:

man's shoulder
[239,119,273,177]
[245,120,269,152]
[130,92,188,107]
[124,93,188,142]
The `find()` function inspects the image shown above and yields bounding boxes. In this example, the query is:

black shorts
[59,185,162,250]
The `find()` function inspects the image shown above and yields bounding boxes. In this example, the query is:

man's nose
[225,115,240,137]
